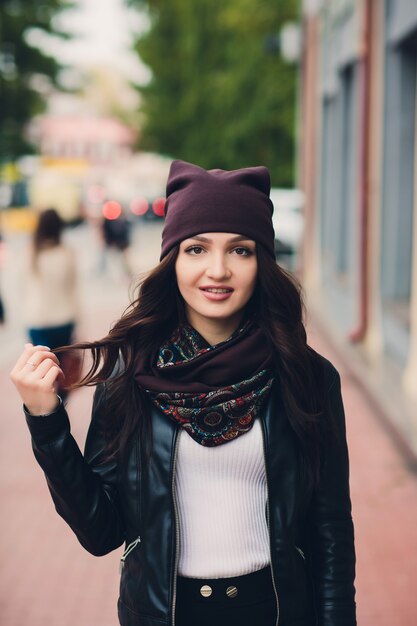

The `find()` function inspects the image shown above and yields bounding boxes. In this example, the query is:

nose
[206,252,231,280]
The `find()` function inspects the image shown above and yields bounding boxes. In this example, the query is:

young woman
[23,208,79,398]
[11,160,356,626]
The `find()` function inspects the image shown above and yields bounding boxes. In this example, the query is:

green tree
[0,0,74,161]
[128,0,299,185]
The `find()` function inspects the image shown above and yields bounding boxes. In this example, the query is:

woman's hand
[10,344,64,415]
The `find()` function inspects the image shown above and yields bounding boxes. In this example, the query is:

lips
[201,287,233,293]
[199,285,234,301]
[200,287,233,294]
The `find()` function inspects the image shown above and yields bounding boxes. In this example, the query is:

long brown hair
[57,245,326,487]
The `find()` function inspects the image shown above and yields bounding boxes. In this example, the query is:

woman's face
[175,232,258,340]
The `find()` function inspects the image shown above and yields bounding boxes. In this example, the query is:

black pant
[175,566,278,626]
[28,322,75,350]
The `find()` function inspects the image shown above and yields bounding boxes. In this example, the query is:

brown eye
[233,247,253,256]
[185,246,205,255]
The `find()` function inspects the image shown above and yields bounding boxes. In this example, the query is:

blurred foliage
[0,0,75,161]
[128,0,299,186]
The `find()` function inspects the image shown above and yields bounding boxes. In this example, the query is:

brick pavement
[0,277,127,626]
[1,222,160,626]
[1,253,417,624]
[307,323,417,626]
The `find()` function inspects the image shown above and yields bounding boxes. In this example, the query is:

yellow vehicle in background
[0,160,34,233]
[29,157,87,224]
[1,157,86,233]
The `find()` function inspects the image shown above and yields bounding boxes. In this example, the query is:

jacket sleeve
[25,383,125,556]
[310,368,357,626]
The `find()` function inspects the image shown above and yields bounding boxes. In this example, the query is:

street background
[1,0,417,624]
[1,220,417,625]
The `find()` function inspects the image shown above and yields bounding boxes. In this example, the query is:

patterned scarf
[134,320,275,446]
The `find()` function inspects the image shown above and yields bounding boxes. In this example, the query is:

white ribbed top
[175,418,270,578]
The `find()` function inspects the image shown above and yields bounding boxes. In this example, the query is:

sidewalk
[1,236,416,624]
[0,222,161,626]
[307,321,417,626]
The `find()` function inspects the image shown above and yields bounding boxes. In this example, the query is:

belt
[176,566,275,605]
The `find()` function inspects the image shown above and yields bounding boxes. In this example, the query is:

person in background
[100,209,132,278]
[11,162,356,626]
[24,208,79,397]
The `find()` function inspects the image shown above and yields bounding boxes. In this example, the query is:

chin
[199,307,244,322]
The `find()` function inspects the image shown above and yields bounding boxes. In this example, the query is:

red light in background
[152,197,166,217]
[130,197,148,216]
[102,200,122,220]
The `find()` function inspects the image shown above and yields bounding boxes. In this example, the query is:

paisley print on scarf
[136,322,274,447]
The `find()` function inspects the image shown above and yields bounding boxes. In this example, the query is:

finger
[13,344,37,373]
[43,365,62,388]
[23,350,60,372]
[32,357,64,380]
[14,344,51,373]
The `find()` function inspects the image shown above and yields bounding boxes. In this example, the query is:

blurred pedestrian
[100,208,132,278]
[11,161,356,626]
[23,208,79,397]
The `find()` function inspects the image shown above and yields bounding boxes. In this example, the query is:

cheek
[242,261,258,295]
[175,266,184,295]
[175,259,195,294]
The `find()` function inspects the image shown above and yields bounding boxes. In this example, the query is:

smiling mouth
[200,288,234,294]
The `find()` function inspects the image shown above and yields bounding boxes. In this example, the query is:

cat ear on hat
[166,160,205,196]
[167,159,271,197]
[229,166,271,196]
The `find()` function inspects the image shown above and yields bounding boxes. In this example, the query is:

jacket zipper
[119,536,141,573]
[171,431,181,626]
[260,419,280,626]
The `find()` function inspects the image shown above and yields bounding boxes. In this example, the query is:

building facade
[299,0,417,460]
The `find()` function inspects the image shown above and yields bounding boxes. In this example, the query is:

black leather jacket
[25,356,356,626]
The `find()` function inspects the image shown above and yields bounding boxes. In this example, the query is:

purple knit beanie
[160,160,275,259]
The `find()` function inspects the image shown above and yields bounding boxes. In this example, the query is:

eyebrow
[188,235,255,244]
